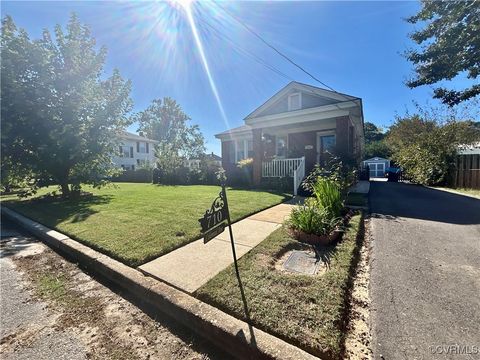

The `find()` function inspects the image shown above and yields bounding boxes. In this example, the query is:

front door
[316,134,336,165]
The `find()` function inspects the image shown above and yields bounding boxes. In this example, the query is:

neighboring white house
[362,157,390,178]
[184,153,222,170]
[112,131,158,170]
[458,142,480,155]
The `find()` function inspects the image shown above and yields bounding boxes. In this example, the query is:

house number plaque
[198,185,229,243]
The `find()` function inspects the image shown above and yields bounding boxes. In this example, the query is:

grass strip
[195,213,364,359]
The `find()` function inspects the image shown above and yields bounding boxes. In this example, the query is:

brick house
[215,82,365,194]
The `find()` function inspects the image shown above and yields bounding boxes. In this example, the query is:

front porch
[261,156,306,195]
[252,116,358,189]
[214,81,365,194]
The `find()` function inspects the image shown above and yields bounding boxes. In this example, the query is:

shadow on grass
[5,194,114,226]
[233,269,258,350]
[312,244,336,269]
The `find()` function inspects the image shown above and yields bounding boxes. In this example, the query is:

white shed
[362,157,390,178]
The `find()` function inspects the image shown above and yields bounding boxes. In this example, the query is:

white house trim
[247,108,350,129]
[217,130,252,141]
[245,81,358,120]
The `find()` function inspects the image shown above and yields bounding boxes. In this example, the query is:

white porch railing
[262,157,305,195]
[293,157,305,196]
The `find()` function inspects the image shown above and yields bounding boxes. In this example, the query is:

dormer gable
[244,81,357,120]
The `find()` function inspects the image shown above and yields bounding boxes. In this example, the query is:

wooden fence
[450,154,480,189]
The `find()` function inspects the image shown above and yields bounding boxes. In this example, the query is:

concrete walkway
[369,182,480,359]
[349,180,370,194]
[139,201,299,293]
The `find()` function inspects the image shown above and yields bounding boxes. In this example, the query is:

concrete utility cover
[283,250,320,275]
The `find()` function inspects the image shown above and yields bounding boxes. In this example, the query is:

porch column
[335,116,350,155]
[252,128,263,185]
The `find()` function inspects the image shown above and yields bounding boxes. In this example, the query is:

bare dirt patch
[344,217,373,359]
[9,245,223,360]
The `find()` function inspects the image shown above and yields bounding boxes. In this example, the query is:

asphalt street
[0,218,225,360]
[369,182,480,360]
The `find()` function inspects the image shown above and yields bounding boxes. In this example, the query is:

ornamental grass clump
[287,177,345,238]
[312,178,343,219]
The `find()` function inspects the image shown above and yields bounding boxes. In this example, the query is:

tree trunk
[60,182,70,198]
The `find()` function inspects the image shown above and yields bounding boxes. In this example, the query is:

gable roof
[214,124,252,139]
[363,157,389,162]
[244,81,359,120]
[119,131,158,143]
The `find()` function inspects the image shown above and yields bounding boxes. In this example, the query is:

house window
[321,135,336,153]
[247,139,253,158]
[120,146,130,158]
[234,139,254,162]
[288,93,301,111]
[276,135,287,158]
[226,142,235,164]
[138,142,146,153]
[236,140,245,161]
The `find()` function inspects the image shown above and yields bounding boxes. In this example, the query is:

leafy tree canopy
[135,97,205,173]
[364,140,392,160]
[1,14,133,196]
[363,122,391,159]
[386,114,480,185]
[364,122,385,144]
[405,1,480,106]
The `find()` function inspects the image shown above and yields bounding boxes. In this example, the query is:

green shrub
[112,169,153,183]
[302,154,357,195]
[287,177,344,236]
[288,198,342,236]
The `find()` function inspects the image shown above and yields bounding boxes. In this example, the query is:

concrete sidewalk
[139,201,298,293]
[349,180,370,194]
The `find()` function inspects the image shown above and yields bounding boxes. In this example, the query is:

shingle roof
[215,125,252,138]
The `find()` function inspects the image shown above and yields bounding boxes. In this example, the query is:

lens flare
[180,1,229,127]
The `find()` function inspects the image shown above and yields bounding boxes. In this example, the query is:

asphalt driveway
[369,182,480,360]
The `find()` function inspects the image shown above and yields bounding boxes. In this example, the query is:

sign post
[199,181,254,342]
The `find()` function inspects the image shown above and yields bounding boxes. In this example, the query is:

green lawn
[195,213,364,359]
[436,187,480,198]
[2,183,289,266]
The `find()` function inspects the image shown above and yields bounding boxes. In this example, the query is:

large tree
[363,122,391,159]
[364,122,385,143]
[135,97,205,173]
[386,115,480,185]
[1,14,133,196]
[405,1,480,106]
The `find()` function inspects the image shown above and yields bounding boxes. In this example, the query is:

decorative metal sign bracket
[198,184,239,275]
[199,188,228,236]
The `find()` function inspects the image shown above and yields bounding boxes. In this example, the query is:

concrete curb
[1,206,319,360]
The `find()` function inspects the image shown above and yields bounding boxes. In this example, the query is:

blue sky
[2,1,468,154]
